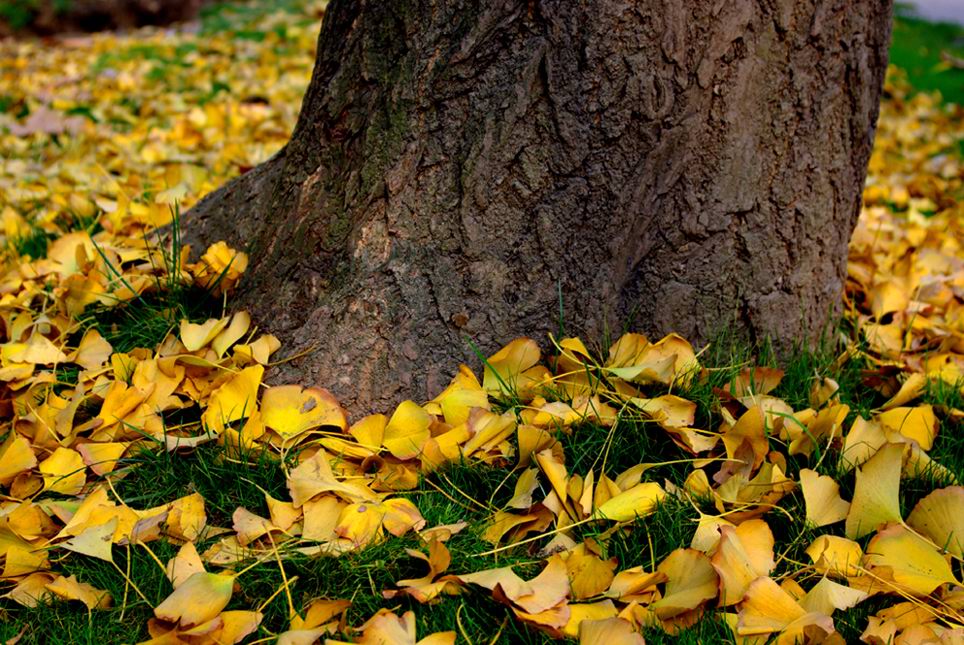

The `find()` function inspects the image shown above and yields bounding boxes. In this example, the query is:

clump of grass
[78,208,220,353]
[9,225,51,261]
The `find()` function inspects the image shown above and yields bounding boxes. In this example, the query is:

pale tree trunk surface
[184,0,893,414]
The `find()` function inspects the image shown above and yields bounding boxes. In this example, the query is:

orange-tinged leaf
[629,395,696,428]
[721,406,768,473]
[726,367,784,398]
[76,442,129,476]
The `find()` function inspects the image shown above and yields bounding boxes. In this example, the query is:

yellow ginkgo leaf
[59,517,117,562]
[907,486,964,558]
[9,334,68,364]
[427,365,489,426]
[71,328,112,370]
[726,367,784,398]
[809,377,840,409]
[383,400,432,460]
[154,571,234,628]
[650,548,718,619]
[76,442,129,476]
[579,616,645,645]
[164,493,208,542]
[211,311,251,358]
[46,574,112,610]
[805,535,863,578]
[232,507,277,546]
[290,598,351,631]
[0,432,37,485]
[166,542,205,589]
[261,384,347,439]
[880,373,926,410]
[711,520,775,606]
[180,317,230,352]
[211,610,263,645]
[845,442,904,539]
[39,447,86,495]
[799,468,851,527]
[737,577,833,639]
[348,609,455,645]
[560,600,618,639]
[864,523,958,596]
[877,405,937,450]
[593,482,665,522]
[483,337,541,396]
[564,543,617,600]
[799,578,867,616]
[202,365,263,432]
[629,395,696,428]
[3,545,48,578]
[840,416,888,471]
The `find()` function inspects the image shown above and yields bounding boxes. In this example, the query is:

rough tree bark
[184,0,892,414]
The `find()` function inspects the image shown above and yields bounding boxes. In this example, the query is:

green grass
[8,225,51,261]
[890,5,964,104]
[77,212,221,354]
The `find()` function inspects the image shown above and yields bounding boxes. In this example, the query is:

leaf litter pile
[0,4,963,644]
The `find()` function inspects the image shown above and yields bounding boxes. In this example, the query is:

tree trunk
[183,0,892,414]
